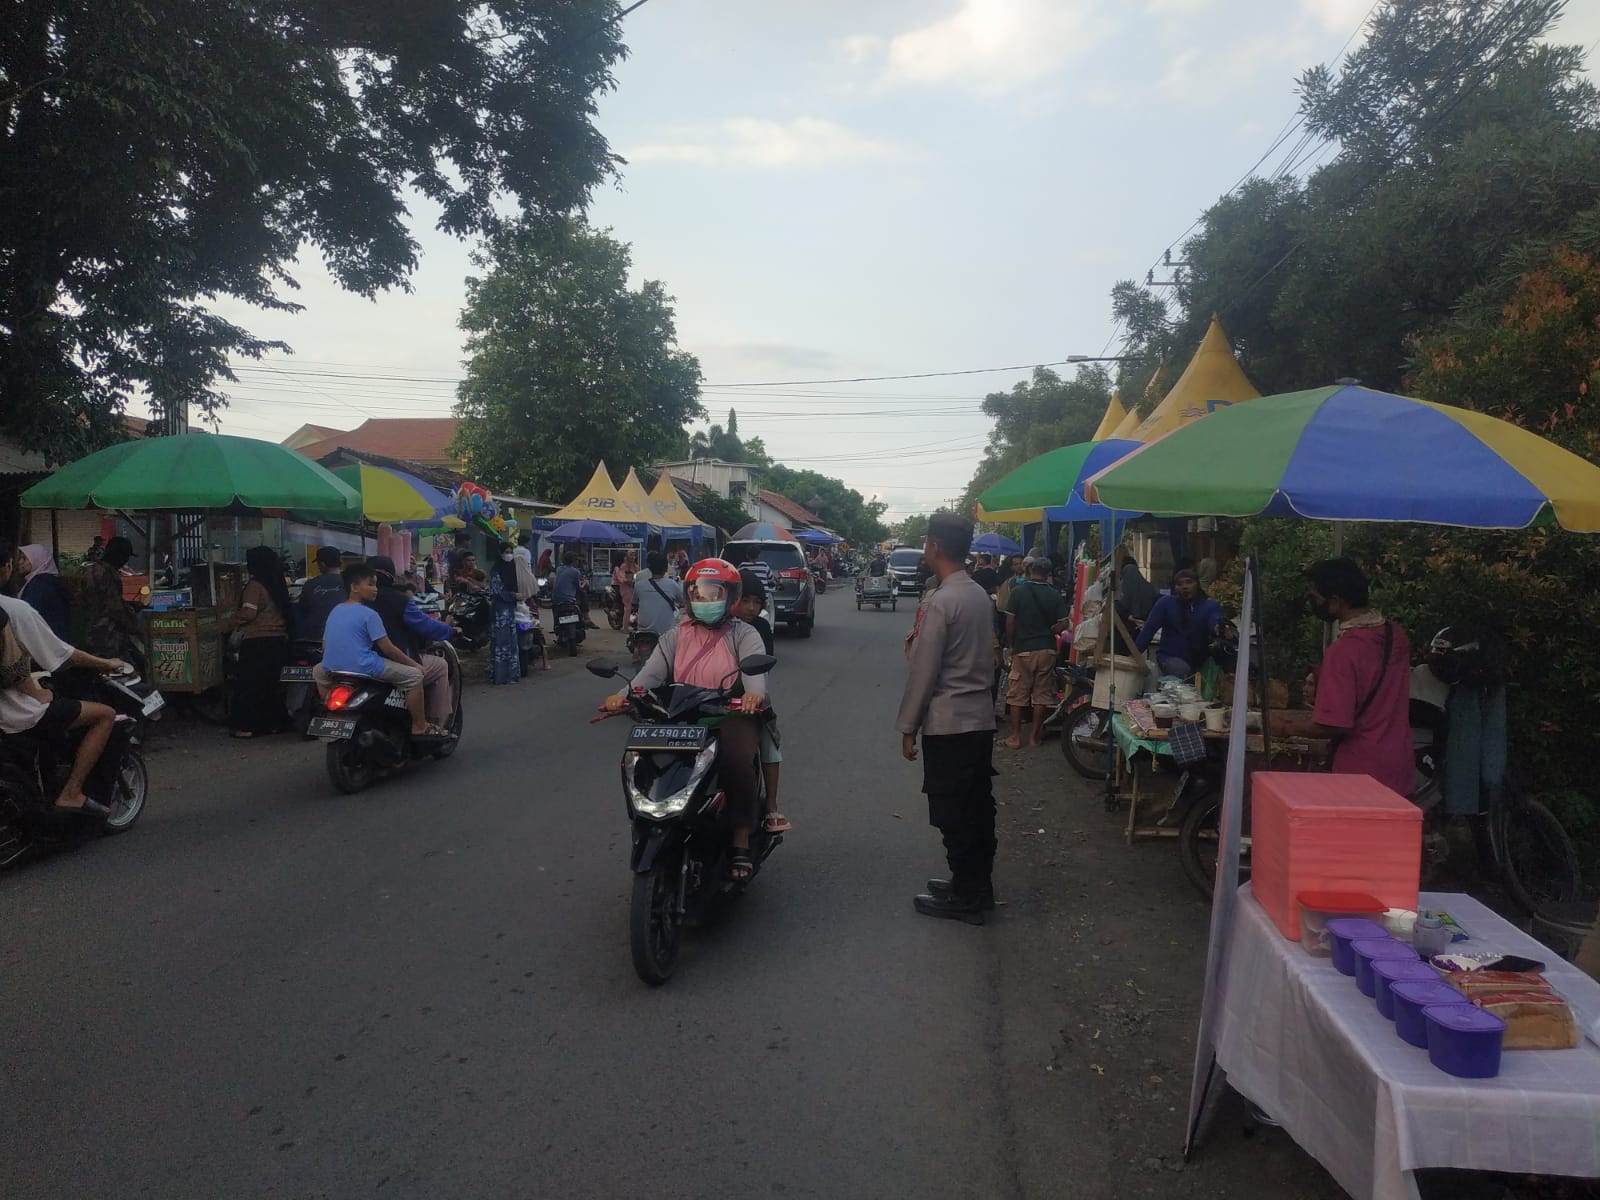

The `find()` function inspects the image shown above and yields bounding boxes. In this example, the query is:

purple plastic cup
[1371,958,1441,1019]
[1352,938,1420,998]
[1392,981,1469,1047]
[1425,1004,1506,1078]
[1326,919,1389,976]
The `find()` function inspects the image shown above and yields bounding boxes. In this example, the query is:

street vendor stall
[1085,382,1600,1189]
[21,433,359,702]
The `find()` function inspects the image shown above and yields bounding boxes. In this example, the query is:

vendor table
[1108,713,1329,842]
[1212,884,1600,1200]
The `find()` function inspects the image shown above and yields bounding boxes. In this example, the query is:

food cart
[141,563,244,695]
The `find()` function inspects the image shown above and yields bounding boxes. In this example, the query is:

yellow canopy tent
[1090,391,1128,441]
[646,471,714,535]
[1108,405,1144,439]
[1132,316,1260,442]
[539,461,625,522]
[614,468,659,525]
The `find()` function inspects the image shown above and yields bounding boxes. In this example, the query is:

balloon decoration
[449,482,523,542]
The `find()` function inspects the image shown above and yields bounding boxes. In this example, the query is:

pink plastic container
[1251,773,1421,939]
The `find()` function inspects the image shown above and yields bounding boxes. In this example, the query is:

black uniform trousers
[920,730,998,896]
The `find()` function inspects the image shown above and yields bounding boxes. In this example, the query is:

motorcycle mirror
[738,653,776,676]
[586,659,620,678]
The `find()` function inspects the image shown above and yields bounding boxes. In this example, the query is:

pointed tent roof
[541,461,626,522]
[1090,392,1127,442]
[614,468,663,529]
[646,472,713,532]
[1132,316,1260,442]
[1109,404,1144,440]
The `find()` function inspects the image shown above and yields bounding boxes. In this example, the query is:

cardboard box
[1251,772,1421,939]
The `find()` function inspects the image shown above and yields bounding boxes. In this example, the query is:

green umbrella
[20,432,361,515]
[974,438,1142,519]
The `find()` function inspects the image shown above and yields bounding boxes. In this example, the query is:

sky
[189,0,1600,525]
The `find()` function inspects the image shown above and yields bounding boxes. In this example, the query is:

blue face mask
[691,600,728,625]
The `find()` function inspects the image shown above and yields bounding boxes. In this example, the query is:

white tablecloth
[1213,886,1600,1200]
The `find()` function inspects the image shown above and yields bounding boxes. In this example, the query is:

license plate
[627,723,708,750]
[141,691,165,717]
[558,613,580,624]
[279,665,316,682]
[307,716,357,740]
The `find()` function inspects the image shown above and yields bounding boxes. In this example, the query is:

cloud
[624,117,914,168]
[844,0,1109,95]
[699,342,872,376]
[1298,0,1379,36]
[1159,30,1318,98]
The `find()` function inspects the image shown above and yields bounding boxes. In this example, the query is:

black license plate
[307,716,357,740]
[279,665,316,682]
[626,723,708,750]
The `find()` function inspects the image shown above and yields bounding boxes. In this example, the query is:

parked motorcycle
[516,602,546,673]
[587,653,779,985]
[553,598,585,657]
[0,666,159,867]
[601,583,626,631]
[1053,662,1106,780]
[447,590,492,653]
[278,638,323,734]
[310,643,463,794]
[810,564,828,594]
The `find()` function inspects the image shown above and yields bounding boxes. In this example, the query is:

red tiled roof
[294,417,462,468]
[758,489,821,526]
[667,474,711,499]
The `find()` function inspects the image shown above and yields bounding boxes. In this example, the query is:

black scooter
[0,667,159,867]
[279,638,323,734]
[553,598,585,656]
[587,654,778,986]
[310,643,463,794]
[447,590,492,653]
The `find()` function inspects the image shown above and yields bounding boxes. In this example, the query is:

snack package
[1472,992,1579,1050]
[1447,969,1552,996]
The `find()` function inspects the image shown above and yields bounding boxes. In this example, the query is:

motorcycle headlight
[624,743,718,819]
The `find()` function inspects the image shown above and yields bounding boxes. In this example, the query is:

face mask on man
[501,552,514,562]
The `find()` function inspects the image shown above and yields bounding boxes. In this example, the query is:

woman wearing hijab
[230,546,295,738]
[16,545,71,640]
[81,535,145,666]
[487,541,522,685]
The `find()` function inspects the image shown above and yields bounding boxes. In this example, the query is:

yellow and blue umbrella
[326,463,453,524]
[1086,384,1600,532]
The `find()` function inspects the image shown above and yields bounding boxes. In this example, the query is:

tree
[453,217,703,502]
[960,365,1112,511]
[0,1,626,459]
[688,408,771,465]
[892,513,930,544]
[683,489,753,539]
[763,464,887,547]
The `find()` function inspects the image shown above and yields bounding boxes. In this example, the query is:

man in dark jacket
[368,556,455,728]
[297,546,346,640]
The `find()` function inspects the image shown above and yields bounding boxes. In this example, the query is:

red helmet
[683,558,743,626]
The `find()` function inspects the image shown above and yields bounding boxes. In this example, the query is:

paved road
[3,593,1031,1200]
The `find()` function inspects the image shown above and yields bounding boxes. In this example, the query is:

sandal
[763,812,792,834]
[729,849,754,881]
[231,730,255,740]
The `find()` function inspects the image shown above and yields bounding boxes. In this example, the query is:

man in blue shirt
[1134,567,1224,679]
[315,563,435,736]
[552,553,585,605]
[633,551,683,635]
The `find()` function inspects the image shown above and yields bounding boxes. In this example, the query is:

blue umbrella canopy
[545,519,633,544]
[971,532,1022,556]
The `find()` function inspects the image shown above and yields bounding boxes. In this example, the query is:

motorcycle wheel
[607,607,624,632]
[1060,706,1110,780]
[432,704,464,760]
[0,785,29,868]
[1498,792,1583,917]
[1178,797,1253,902]
[326,740,375,794]
[630,856,681,986]
[102,751,148,834]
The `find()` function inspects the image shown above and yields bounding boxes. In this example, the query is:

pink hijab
[20,544,57,577]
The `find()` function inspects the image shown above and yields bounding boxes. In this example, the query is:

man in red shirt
[1274,558,1413,797]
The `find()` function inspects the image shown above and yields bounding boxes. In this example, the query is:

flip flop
[763,813,792,834]
[53,798,111,817]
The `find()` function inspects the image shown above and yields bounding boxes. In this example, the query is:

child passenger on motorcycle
[602,559,769,879]
[735,571,791,836]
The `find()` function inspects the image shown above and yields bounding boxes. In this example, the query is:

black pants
[231,636,288,733]
[715,715,761,831]
[921,730,998,895]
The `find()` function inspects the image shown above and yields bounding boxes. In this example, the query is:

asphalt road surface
[3,592,1348,1200]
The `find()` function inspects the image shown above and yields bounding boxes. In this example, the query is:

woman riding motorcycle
[602,559,768,880]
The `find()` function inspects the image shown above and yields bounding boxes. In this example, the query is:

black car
[887,547,925,594]
[725,539,817,638]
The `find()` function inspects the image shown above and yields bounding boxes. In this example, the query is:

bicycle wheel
[1178,797,1253,903]
[1498,794,1583,917]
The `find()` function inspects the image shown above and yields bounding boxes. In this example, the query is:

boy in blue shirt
[315,563,434,736]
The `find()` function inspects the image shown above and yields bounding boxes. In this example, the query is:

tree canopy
[452,217,704,502]
[763,463,888,547]
[959,365,1112,512]
[0,0,626,459]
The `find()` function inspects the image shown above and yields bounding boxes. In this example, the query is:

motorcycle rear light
[326,684,357,711]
